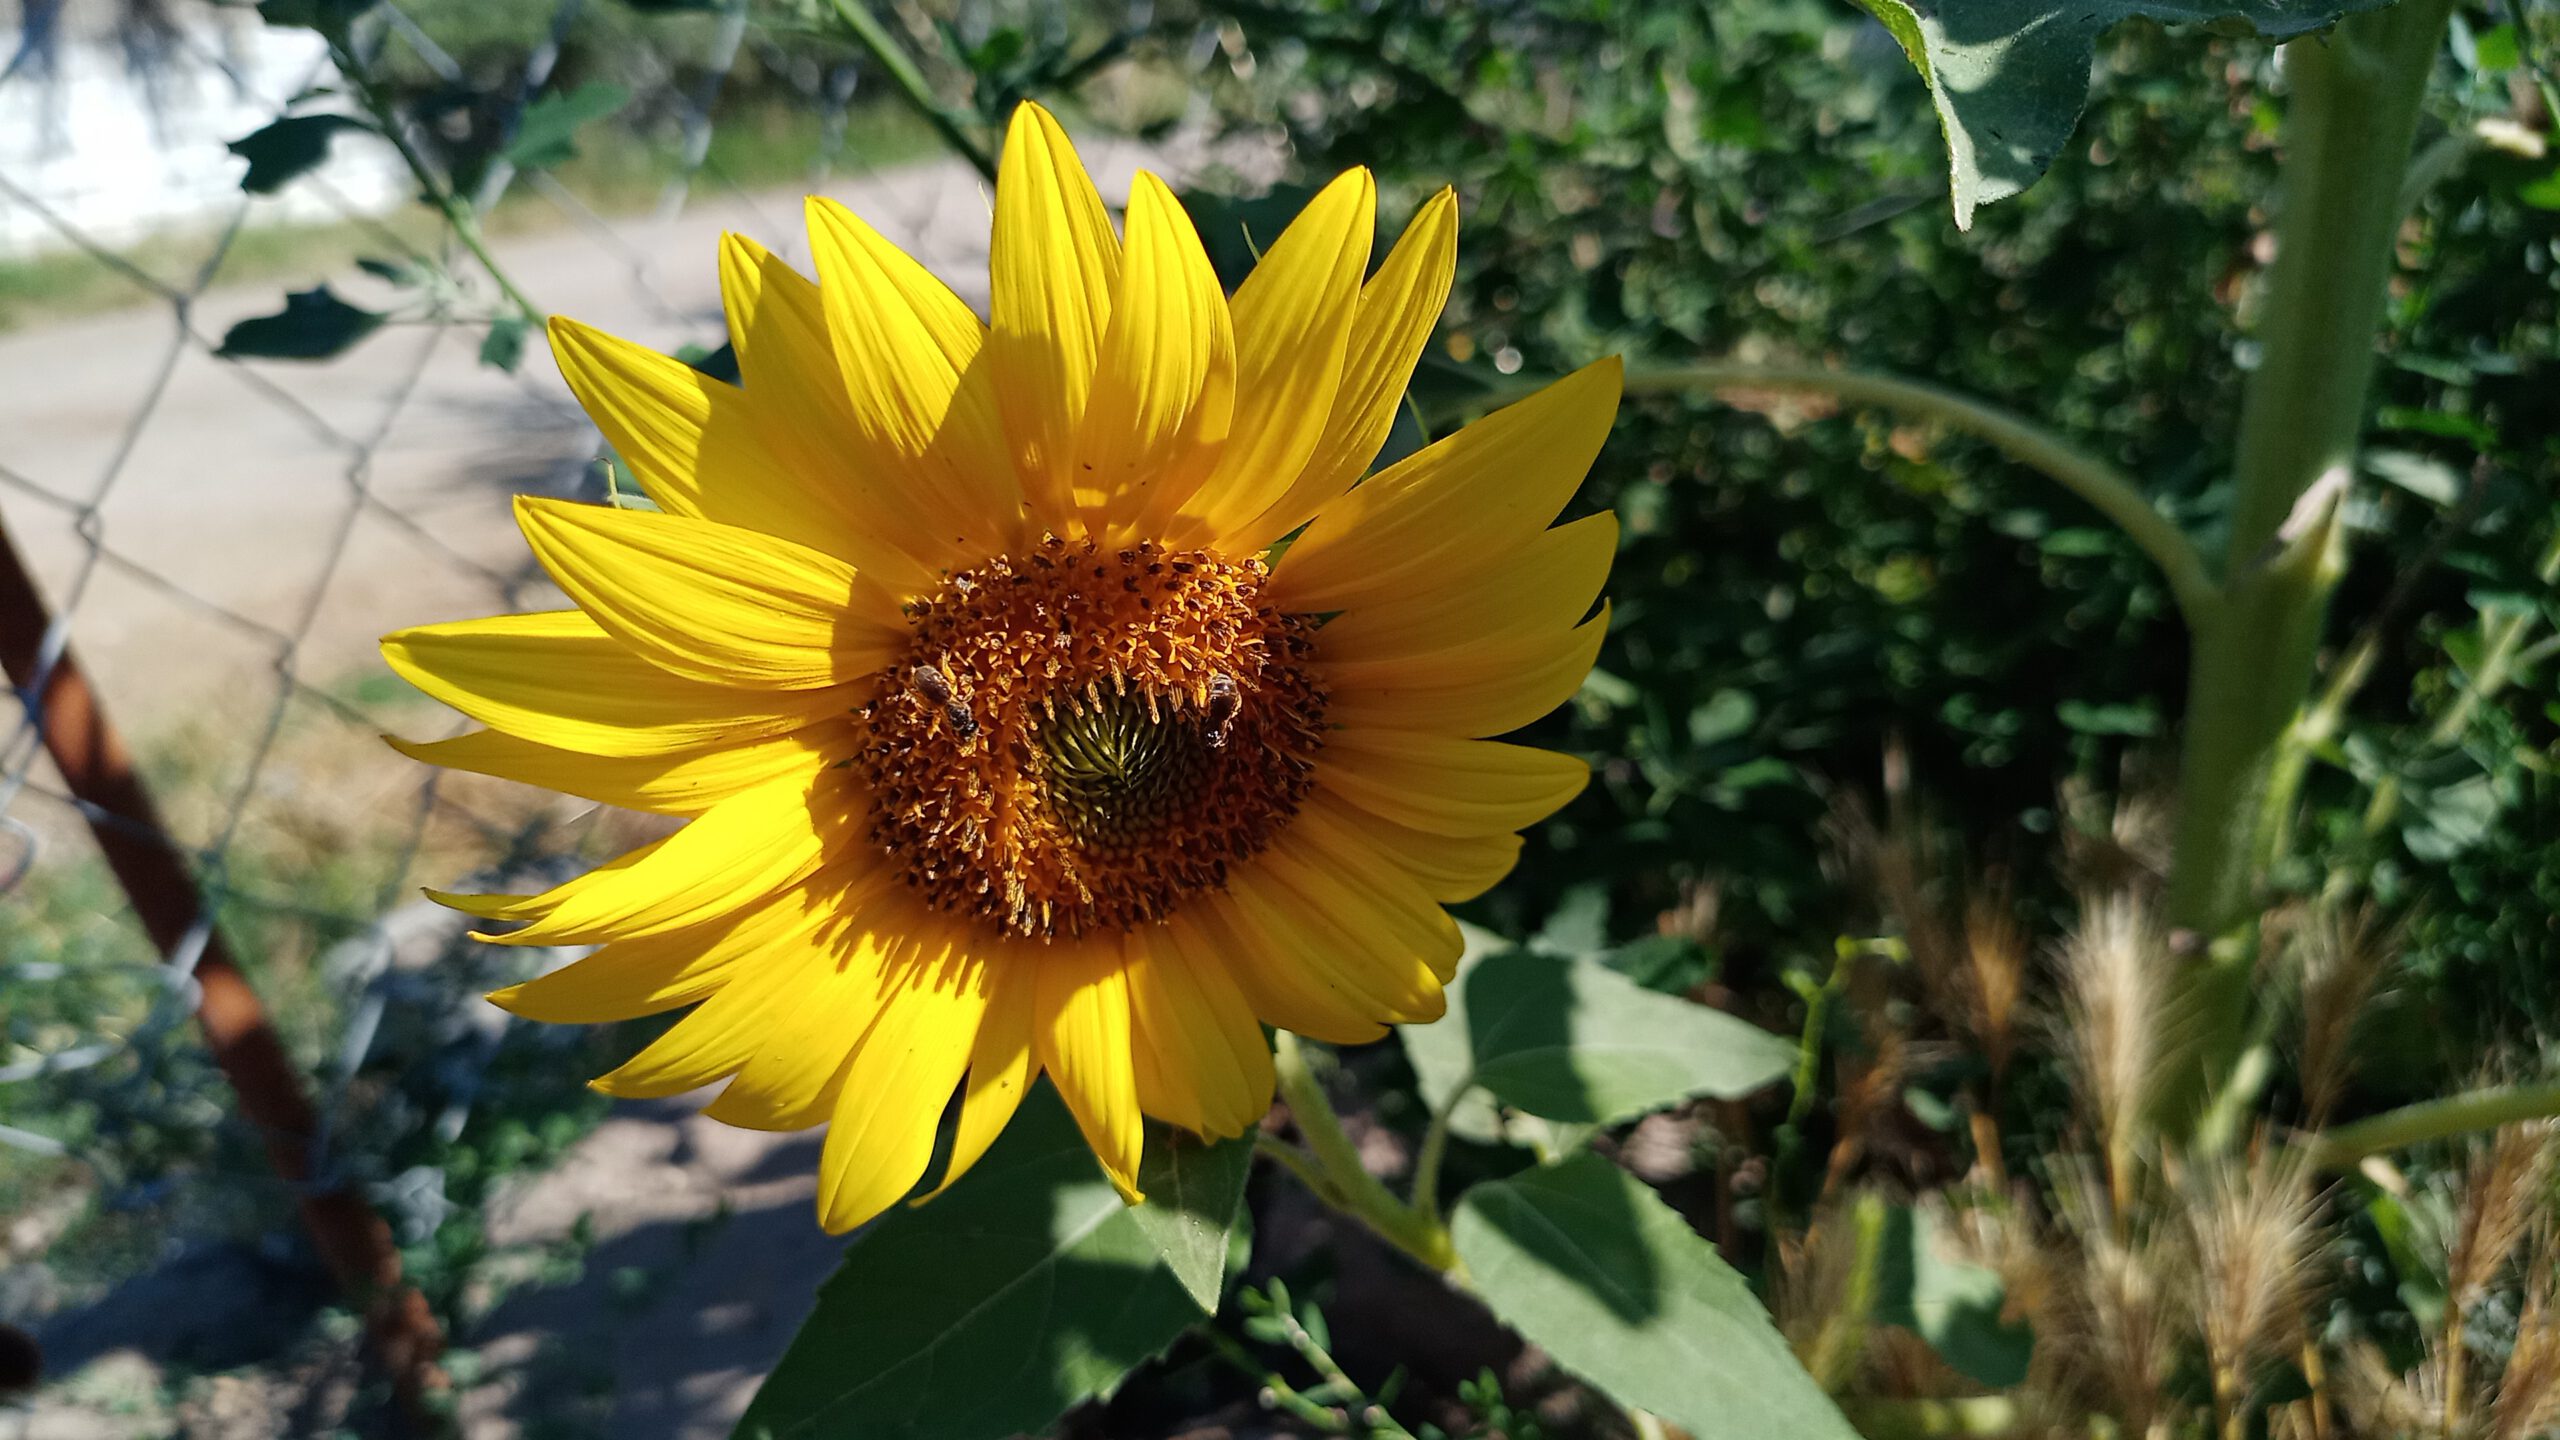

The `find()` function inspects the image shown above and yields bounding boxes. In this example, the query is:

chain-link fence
[0,0,1079,1424]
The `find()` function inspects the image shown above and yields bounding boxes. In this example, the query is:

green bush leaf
[505,82,633,170]
[1128,1126,1253,1313]
[1871,1202,2034,1388]
[228,114,369,195]
[479,314,532,373]
[216,286,385,361]
[1849,0,2396,226]
[733,1086,1204,1440]
[1459,947,1796,1126]
[1454,1155,1856,1438]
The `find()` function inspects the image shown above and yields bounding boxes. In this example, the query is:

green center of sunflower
[854,536,1327,941]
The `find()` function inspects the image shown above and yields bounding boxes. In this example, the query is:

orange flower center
[855,536,1327,941]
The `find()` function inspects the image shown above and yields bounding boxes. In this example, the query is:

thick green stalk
[2158,0,2453,1128]
[2306,1079,2560,1169]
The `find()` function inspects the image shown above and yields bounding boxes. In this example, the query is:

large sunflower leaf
[1129,1124,1254,1313]
[733,1086,1207,1440]
[1856,0,2399,226]
[1453,1155,1856,1438]
[1408,943,1795,1134]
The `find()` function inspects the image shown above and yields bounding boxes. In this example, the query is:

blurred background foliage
[1149,0,2559,1062]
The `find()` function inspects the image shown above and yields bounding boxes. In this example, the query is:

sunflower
[383,102,1620,1233]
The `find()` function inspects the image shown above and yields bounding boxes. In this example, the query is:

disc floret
[856,536,1326,940]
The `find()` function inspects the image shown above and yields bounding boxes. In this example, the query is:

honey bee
[914,663,978,741]
[1203,673,1240,750]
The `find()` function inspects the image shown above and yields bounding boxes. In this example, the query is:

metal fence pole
[0,511,448,1421]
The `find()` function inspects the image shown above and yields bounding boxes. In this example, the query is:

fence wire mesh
[0,0,1005,1335]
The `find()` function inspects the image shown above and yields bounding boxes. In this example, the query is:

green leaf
[1453,1155,1856,1439]
[1128,1126,1254,1314]
[479,314,532,373]
[1459,948,1796,1126]
[2056,699,2160,737]
[229,114,369,195]
[733,1086,1203,1440]
[256,0,374,32]
[216,286,385,361]
[2470,22,2520,71]
[2366,449,2463,505]
[1871,1203,2034,1388]
[1405,936,1792,1148]
[2518,168,2560,212]
[1848,0,2397,226]
[504,83,632,171]
[1686,688,1759,747]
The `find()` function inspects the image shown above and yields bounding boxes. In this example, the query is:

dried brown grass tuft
[2186,1145,2328,1435]
[2291,903,2396,1127]
[2055,893,2172,1214]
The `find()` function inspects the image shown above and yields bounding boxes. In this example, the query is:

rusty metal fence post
[0,512,449,1420]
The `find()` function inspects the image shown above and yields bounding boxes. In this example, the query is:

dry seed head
[2187,1145,2328,1399]
[2337,1340,2442,1436]
[2491,1230,2560,1440]
[2450,1120,2556,1312]
[1962,882,2027,1082]
[2054,892,2172,1192]
[2292,902,2395,1127]
[2045,1158,2193,1433]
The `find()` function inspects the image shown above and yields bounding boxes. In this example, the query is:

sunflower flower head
[384,102,1622,1234]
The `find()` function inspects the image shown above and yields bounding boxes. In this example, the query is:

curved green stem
[1407,1080,1470,1227]
[1624,364,2215,629]
[2306,1080,2560,1170]
[820,0,998,183]
[1269,1032,1457,1273]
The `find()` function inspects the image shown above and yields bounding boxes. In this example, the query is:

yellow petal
[1224,188,1457,553]
[1298,791,1522,904]
[382,611,846,757]
[488,875,856,1023]
[1269,357,1622,612]
[1080,171,1235,543]
[1171,168,1373,547]
[1316,728,1590,837]
[389,725,840,816]
[431,837,665,922]
[816,934,992,1233]
[1221,855,1447,1025]
[918,963,1039,1202]
[590,922,835,1099]
[1174,902,1388,1047]
[547,315,932,591]
[1034,936,1144,1202]
[1321,604,1610,739]
[804,198,1022,563]
[703,873,902,1131]
[516,497,906,690]
[474,771,845,947]
[989,101,1122,535]
[1313,511,1616,665]
[1259,826,1465,987]
[1129,929,1274,1139]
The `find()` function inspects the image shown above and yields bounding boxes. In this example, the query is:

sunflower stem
[1408,1079,1470,1227]
[1270,1033,1457,1273]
